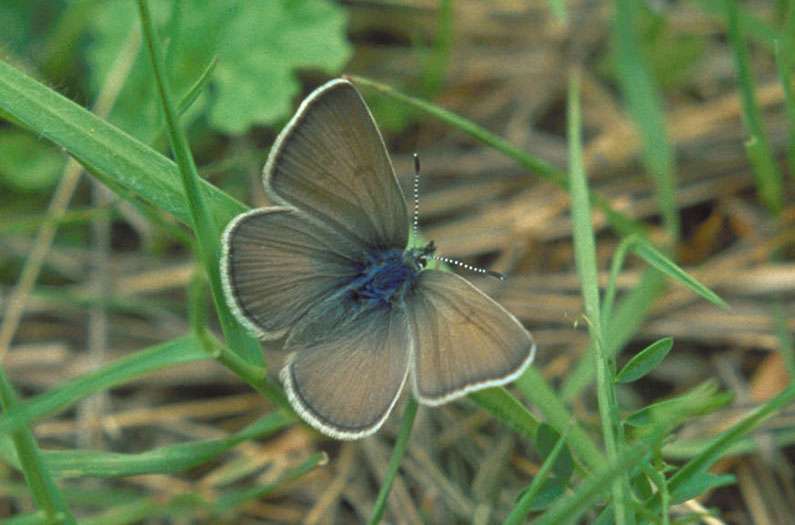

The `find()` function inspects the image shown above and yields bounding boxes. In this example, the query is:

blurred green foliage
[0,0,351,193]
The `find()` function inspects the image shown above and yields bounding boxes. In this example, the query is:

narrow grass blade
[562,269,667,401]
[469,387,539,440]
[517,368,605,471]
[0,59,246,230]
[504,425,571,524]
[177,56,217,115]
[39,412,293,478]
[81,495,201,525]
[418,0,453,98]
[136,0,261,365]
[775,37,795,177]
[0,368,75,523]
[649,383,795,513]
[669,472,735,504]
[776,5,795,176]
[632,238,728,309]
[615,337,674,384]
[694,0,781,50]
[614,0,679,242]
[642,463,671,525]
[214,451,327,510]
[724,0,783,214]
[534,438,653,525]
[0,336,207,435]
[368,398,418,525]
[773,302,795,378]
[546,0,567,24]
[567,70,629,524]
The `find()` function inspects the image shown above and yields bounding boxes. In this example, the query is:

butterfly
[221,78,536,439]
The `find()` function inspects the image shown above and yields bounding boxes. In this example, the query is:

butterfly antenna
[412,154,503,281]
[412,153,421,240]
[432,255,505,281]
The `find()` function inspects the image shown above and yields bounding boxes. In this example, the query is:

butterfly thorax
[348,242,435,307]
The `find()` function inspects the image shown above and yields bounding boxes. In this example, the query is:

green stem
[368,398,419,525]
[503,428,570,525]
[724,0,783,214]
[0,368,75,524]
[602,234,639,324]
[136,0,262,365]
[567,71,629,525]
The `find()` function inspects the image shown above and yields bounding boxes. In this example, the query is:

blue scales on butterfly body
[347,242,436,307]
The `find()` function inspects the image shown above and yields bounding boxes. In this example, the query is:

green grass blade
[631,237,728,309]
[534,438,653,525]
[177,56,218,116]
[775,37,795,177]
[694,0,781,50]
[38,412,292,478]
[136,0,261,365]
[0,59,246,230]
[0,368,75,523]
[469,387,539,440]
[81,495,201,525]
[614,0,679,242]
[516,368,605,471]
[655,383,795,511]
[563,230,726,399]
[546,0,567,24]
[368,398,418,525]
[773,302,795,378]
[0,336,206,435]
[776,4,795,177]
[504,426,570,525]
[724,0,784,214]
[567,70,629,524]
[601,235,636,324]
[214,451,327,510]
[562,269,667,401]
[615,337,674,384]
[642,463,671,525]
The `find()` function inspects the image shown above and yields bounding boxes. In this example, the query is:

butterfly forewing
[407,270,536,405]
[265,79,409,251]
[281,302,412,439]
[221,207,360,338]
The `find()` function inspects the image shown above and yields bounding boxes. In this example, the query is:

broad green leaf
[615,337,674,384]
[87,0,351,137]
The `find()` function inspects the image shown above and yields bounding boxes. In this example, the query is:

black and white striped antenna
[411,153,504,281]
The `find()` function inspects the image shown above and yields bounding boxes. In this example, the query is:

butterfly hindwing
[406,270,536,405]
